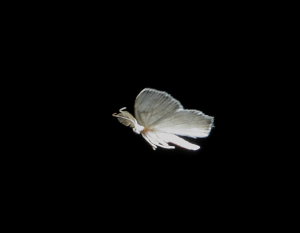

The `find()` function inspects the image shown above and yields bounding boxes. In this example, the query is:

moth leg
[141,133,157,150]
[144,132,175,150]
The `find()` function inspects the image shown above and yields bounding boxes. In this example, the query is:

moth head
[112,107,144,134]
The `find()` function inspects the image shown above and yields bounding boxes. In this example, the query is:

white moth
[112,88,214,151]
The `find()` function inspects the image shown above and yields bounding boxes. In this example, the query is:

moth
[112,88,214,150]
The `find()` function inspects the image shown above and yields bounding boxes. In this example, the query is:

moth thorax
[133,123,144,134]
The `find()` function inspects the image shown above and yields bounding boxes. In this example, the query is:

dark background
[45,28,253,196]
[18,4,282,227]
[36,6,262,193]
[51,15,252,177]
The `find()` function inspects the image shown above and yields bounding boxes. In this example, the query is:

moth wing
[152,109,214,138]
[134,88,183,127]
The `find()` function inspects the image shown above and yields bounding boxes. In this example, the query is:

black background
[42,19,255,206]
[48,13,252,179]
[17,4,281,228]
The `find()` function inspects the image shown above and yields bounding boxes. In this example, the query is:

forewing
[134,88,183,127]
[152,109,214,138]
